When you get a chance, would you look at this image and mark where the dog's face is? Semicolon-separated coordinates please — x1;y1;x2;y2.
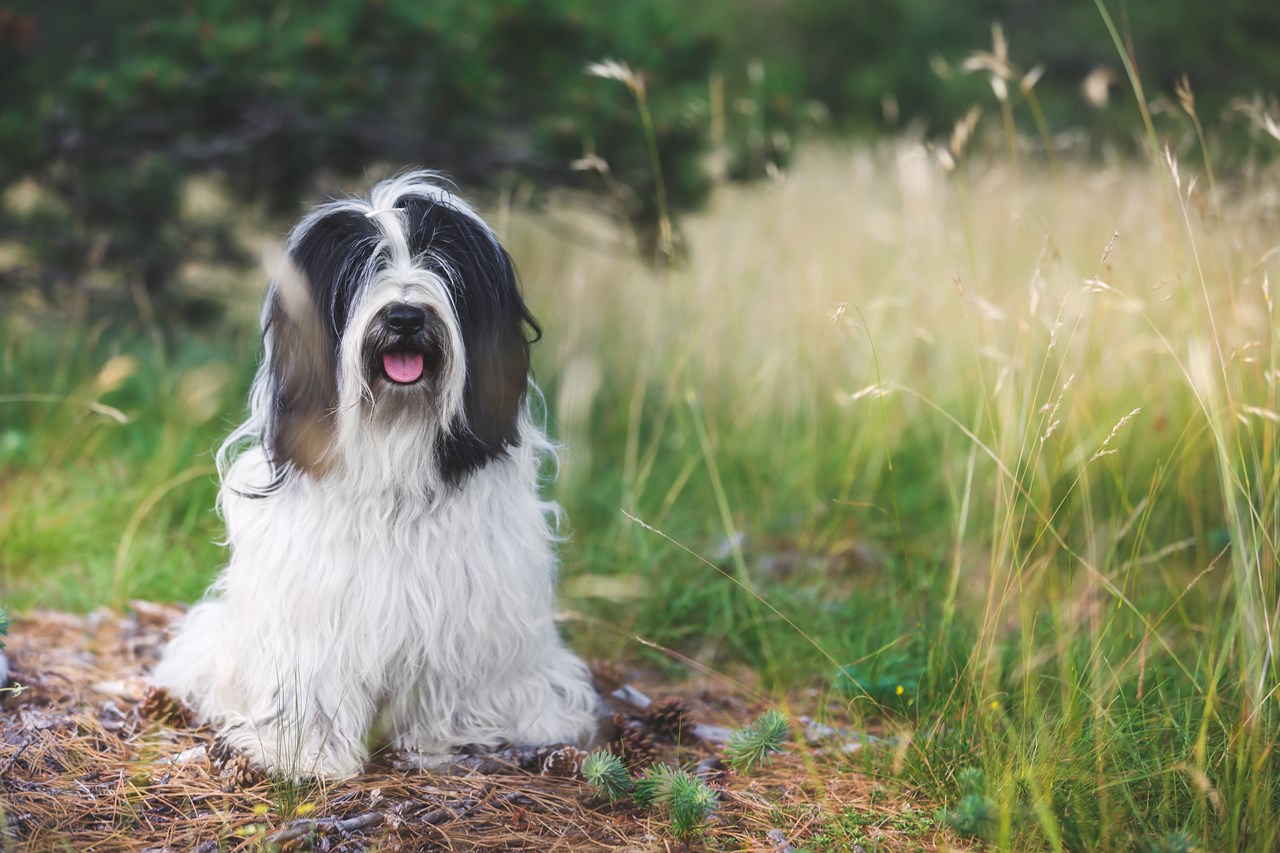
257;174;539;491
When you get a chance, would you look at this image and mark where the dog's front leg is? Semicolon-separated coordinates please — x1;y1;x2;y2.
498;644;603;748
222;660;376;781
155;599;377;780
392;642;600;756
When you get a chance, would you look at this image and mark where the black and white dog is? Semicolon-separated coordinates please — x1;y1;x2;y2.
153;173;600;779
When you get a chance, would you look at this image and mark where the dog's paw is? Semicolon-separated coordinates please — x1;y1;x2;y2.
217;722;368;781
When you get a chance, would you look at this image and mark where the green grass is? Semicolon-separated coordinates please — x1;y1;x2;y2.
1;318;256;609
2;134;1277;849
803;804;938;852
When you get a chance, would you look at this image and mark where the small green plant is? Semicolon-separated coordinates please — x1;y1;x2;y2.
588;759;719;841
1143;830;1197;853
935;766;996;839
888;805;936;836
631;762;681;808
582;751;632;803
630;763;718;840
803;803;937;852
803;807;872;851
664;770;719;840
725;709;789;772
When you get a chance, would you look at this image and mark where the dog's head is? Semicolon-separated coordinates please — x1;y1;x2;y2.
253;173;539;491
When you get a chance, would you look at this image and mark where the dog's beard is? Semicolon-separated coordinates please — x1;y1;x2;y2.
330;285;468;498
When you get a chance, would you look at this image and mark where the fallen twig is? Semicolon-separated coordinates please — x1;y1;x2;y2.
267;810;386;844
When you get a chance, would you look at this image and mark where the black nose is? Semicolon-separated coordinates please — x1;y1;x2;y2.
386;304;426;336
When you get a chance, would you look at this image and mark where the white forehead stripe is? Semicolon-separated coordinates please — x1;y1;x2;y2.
353;172;497;275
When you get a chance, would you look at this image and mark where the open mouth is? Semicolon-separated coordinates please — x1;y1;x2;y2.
382;350;425;384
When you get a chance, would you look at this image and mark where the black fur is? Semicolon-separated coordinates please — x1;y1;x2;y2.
397;194;541;484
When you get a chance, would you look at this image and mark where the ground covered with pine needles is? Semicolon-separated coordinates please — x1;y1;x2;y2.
1;607;955;851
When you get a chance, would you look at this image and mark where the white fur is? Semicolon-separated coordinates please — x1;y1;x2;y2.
152;174;599;779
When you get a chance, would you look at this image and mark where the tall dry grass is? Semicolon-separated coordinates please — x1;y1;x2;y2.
499;137;1278;848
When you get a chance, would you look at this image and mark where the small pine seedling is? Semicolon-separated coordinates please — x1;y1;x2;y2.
666;770;718;839
1143;830;1196;853
632;762;680;808
936;766;996;838
725;709;788;772
956;766;985;795
582;751;632;803
630;763;718;839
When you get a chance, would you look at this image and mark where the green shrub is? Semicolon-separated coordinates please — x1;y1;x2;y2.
0;0;717;304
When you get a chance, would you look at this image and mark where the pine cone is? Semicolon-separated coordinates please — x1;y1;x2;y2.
139;685;192;727
645;697;692;740
220;752;263;792
614;727;658;770
589;660;628;693
540;745;586;778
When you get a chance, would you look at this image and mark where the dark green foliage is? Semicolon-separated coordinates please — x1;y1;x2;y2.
935;767;996;839
0;607;8;650
1143;830;1197;853
835;654;923;709
724;709;788;773
700;0;1280;139
4;0;1275;312
0;0;718;304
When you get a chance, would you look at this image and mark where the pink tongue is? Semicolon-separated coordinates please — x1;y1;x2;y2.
383;351;424;383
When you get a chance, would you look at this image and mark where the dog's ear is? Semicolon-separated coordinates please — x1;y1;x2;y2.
454;238;538;449
399;197;539;482
264;208;379;477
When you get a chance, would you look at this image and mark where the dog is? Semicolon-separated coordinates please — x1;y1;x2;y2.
152;173;601;779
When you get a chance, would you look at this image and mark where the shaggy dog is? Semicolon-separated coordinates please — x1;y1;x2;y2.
152;173;600;779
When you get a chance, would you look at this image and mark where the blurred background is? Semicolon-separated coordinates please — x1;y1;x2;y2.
1;2;1279;847
1;0;1277;309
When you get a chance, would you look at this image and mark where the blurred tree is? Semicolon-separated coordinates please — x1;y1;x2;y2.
0;0;717;309
1;0;1275;316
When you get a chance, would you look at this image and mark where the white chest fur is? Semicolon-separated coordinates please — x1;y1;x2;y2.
153;441;598;779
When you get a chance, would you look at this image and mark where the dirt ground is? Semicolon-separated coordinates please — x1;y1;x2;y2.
0;606;954;851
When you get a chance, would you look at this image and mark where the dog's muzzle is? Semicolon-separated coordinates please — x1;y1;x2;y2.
371;302;443;386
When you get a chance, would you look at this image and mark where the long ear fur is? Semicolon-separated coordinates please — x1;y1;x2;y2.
264;207;381;477
398;195;541;483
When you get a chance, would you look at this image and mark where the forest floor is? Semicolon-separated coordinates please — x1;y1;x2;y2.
0;606;954;851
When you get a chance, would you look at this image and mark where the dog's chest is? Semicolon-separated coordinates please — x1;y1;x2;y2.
231;467;548;593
